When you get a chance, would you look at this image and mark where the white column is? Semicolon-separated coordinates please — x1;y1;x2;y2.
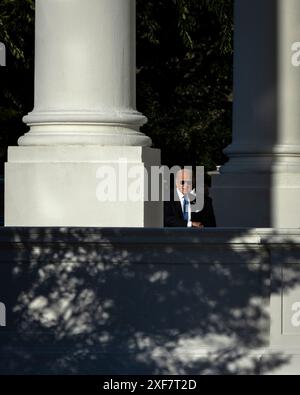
19;0;151;147
5;0;161;227
211;0;300;228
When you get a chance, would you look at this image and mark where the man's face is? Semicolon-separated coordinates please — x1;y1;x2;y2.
176;170;192;195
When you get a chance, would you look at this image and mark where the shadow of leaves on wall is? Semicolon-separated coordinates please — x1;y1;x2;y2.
0;228;298;374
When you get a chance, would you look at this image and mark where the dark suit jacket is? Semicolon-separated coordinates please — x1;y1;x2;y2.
164;191;216;228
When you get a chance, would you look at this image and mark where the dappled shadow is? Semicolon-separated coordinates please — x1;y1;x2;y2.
0;228;299;374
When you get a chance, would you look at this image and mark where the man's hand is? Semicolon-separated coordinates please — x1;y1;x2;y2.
192;221;204;228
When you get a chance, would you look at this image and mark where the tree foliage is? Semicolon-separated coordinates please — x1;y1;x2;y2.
0;0;233;174
0;0;35;172
136;0;233;170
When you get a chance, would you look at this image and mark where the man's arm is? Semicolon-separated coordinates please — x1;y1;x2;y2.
192;196;216;227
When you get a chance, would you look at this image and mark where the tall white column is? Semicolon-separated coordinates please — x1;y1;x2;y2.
20;0;151;147
211;0;300;228
5;0;162;227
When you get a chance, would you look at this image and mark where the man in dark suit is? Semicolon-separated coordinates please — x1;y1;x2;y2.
164;169;216;228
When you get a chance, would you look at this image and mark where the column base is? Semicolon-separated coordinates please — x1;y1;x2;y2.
211;171;300;228
5;146;162;227
20;111;151;147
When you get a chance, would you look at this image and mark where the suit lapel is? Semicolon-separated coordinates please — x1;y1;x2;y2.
174;200;184;220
